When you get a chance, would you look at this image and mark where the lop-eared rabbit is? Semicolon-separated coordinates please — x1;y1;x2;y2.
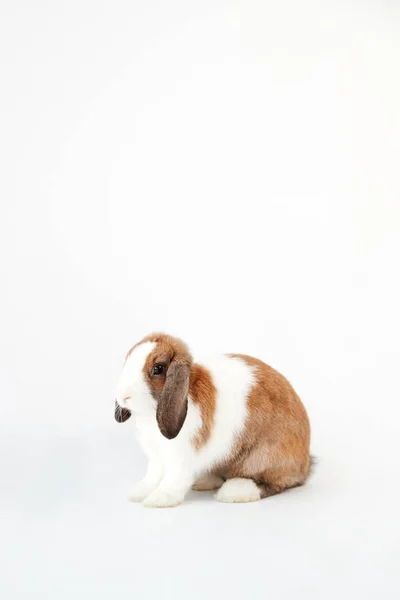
115;333;311;508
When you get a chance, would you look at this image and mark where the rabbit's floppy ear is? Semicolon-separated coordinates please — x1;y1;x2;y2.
156;359;190;439
115;400;131;423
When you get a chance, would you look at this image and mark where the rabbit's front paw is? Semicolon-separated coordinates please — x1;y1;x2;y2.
143;488;184;508
128;481;158;503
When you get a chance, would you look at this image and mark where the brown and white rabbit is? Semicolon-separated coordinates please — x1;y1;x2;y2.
115;333;311;508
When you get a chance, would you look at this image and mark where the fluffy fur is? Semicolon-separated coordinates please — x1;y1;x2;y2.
115;333;311;508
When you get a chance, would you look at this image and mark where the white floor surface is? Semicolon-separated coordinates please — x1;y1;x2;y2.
1;413;399;600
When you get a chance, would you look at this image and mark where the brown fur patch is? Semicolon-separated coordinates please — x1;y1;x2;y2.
127;332;191;365
189;365;216;450
192;474;224;491
215;354;311;494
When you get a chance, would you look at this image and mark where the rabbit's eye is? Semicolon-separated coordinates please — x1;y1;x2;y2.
153;364;165;376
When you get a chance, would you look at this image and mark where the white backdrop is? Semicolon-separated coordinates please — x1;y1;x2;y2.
1;1;400;599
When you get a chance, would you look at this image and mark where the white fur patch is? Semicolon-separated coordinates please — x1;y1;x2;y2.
115;341;156;416
191;354;255;473
216;478;261;503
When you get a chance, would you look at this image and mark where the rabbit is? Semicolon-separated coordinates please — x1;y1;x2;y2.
115;333;311;508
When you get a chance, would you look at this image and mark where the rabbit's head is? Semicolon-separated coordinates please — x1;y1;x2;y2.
115;333;192;439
